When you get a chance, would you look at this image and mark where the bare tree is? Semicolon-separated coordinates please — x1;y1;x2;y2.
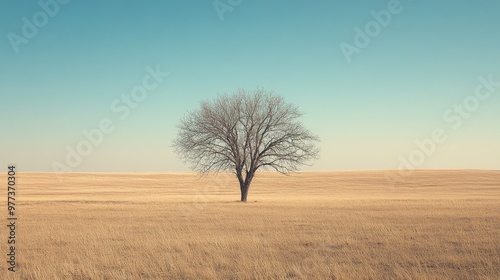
173;88;320;202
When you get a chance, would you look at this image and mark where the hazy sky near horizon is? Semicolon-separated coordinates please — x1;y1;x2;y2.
1;0;499;172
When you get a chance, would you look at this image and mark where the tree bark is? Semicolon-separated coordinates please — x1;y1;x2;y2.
237;169;254;202
240;183;249;202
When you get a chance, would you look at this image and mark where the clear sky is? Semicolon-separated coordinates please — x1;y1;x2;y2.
1;0;499;172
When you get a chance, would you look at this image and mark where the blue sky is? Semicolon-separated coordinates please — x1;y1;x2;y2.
1;0;499;172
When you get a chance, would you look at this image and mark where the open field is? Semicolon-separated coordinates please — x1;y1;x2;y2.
1;170;500;279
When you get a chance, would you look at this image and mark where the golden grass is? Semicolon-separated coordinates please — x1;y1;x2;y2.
1;170;499;279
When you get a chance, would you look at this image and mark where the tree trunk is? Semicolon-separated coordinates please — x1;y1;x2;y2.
240;183;249;202
236;169;253;202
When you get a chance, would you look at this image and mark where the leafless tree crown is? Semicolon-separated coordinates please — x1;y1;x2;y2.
173;89;320;177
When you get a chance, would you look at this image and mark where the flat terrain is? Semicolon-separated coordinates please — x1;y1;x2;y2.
1;170;499;279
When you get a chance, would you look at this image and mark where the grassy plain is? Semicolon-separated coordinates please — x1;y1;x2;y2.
1;170;499;279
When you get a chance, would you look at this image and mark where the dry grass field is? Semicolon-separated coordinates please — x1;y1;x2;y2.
1;170;499;279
